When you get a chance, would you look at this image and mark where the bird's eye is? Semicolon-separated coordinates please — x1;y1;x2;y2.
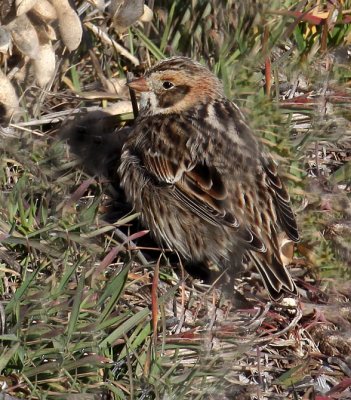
162;81;174;89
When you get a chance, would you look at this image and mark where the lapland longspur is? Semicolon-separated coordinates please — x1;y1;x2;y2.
119;57;299;300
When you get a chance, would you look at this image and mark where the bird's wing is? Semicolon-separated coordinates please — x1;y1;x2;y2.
139;122;267;254
262;156;300;242
143;150;239;228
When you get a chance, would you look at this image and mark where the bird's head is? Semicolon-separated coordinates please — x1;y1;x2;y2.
127;57;224;115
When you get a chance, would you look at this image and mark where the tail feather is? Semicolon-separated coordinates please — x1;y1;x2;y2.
249;251;297;301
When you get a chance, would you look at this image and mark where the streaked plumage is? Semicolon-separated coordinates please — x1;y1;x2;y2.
118;57;299;300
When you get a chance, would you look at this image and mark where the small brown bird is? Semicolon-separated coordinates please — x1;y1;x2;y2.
119;57;299;300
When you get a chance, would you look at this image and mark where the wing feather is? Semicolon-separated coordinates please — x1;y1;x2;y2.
263;157;300;242
142;148;239;228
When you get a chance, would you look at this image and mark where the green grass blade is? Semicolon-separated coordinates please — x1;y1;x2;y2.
96;263;131;325
99;308;149;347
65;270;85;345
0;343;20;373
133;28;166;60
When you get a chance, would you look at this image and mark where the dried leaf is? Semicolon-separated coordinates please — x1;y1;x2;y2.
139;4;153;23
105;101;133;115
15;0;37;16
50;0;82;51
0;26;11;53
30;0;57;22
34;21;57;42
9;14;40;59
33;41;55;87
111;0;144;32
0;69;19;120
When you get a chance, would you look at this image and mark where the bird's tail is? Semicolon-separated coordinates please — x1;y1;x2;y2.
248;251;297;301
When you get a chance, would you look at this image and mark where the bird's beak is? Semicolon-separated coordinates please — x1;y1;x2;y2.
127;77;149;92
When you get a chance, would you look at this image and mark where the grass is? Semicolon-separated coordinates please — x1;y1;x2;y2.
1;0;351;399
